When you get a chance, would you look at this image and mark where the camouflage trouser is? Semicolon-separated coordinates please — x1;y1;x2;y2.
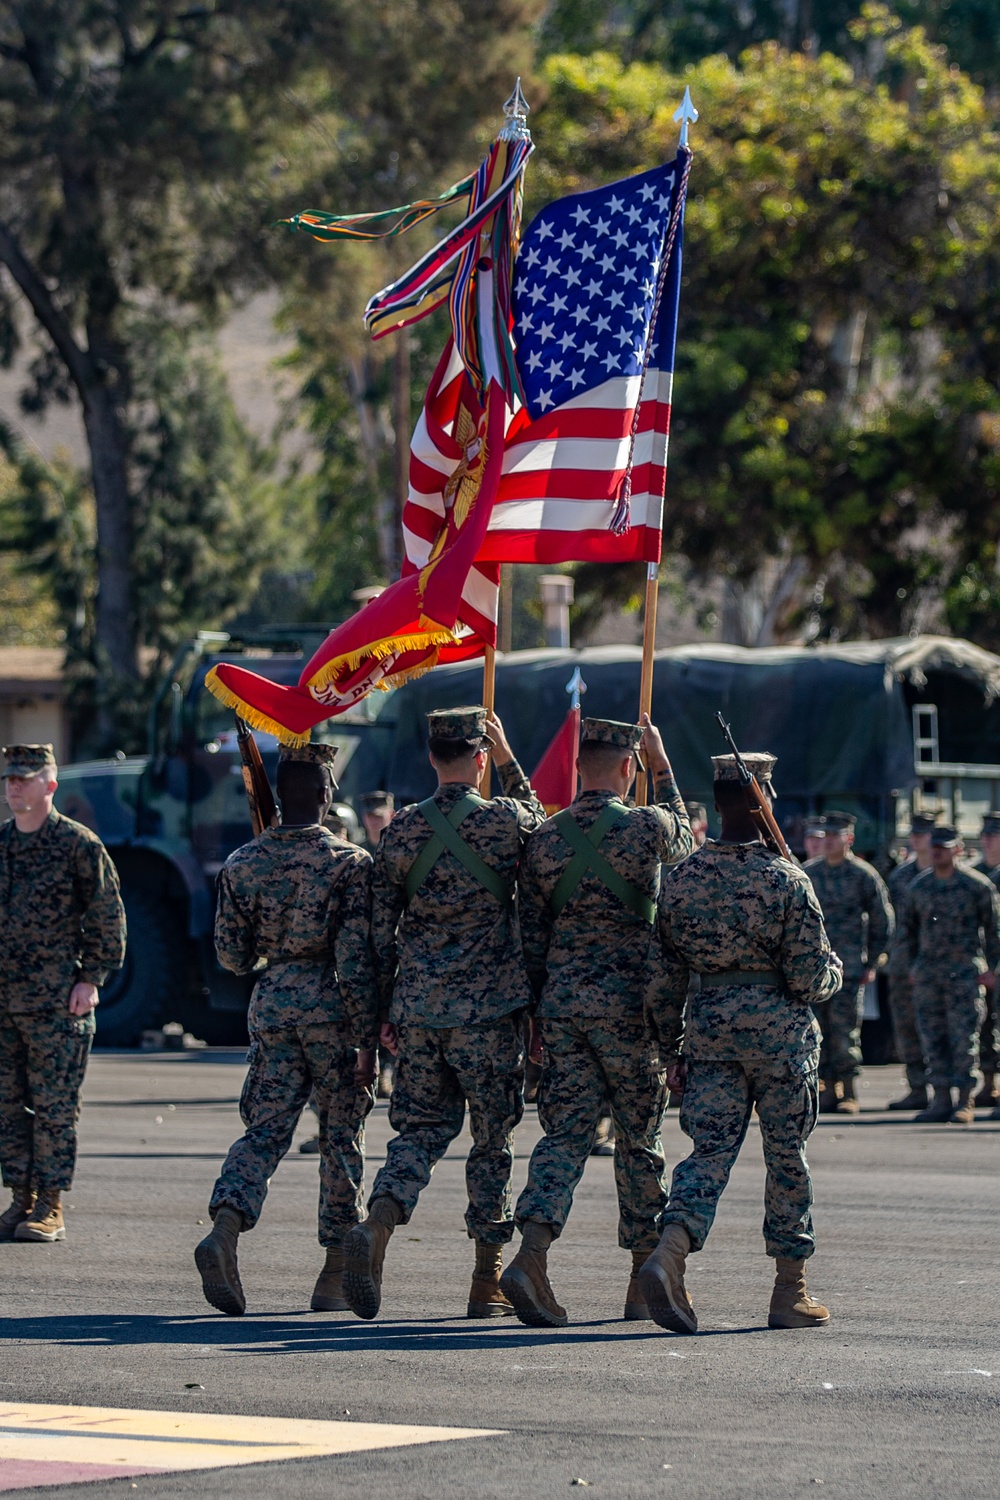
515;1014;668;1253
815;973;864;1081
371;1013;524;1244
210;1020;374;1246
0;1009;94;1194
912;972;984;1091
887;973;927;1089
662;1056;819;1261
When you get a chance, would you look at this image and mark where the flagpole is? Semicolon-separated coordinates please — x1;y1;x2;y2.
635;87;697;808
481;643;496;794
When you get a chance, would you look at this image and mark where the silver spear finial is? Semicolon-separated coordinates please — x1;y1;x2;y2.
498;78;531;142
673;86;699;148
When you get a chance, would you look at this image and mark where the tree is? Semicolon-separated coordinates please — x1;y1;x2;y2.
528;8;1000;645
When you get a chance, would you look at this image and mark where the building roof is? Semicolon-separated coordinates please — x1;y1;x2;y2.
0;647;65;695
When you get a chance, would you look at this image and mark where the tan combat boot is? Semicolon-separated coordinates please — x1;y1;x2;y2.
343;1196;402;1320
500;1221;568;1327
818;1079;839;1114
637;1224;697;1335
838;1077;861;1116
14;1192;64;1243
467;1242;514;1318
624;1250;651;1321
916;1087;954;1123
973;1071;998;1108
194;1206;246;1315
950;1088;976;1125
768;1257;830;1329
0;1186;35;1242
311;1238;348;1312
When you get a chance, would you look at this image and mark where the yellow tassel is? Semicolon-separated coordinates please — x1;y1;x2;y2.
304;629;458;694
204;667;312;747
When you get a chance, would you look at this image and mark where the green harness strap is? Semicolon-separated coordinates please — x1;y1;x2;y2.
550;802;657;925
403;792;513;911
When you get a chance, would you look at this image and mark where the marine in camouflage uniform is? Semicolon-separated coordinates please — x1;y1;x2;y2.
969;809;1000;1110
0;744;126;1245
195;743;377;1317
803;812;893;1113
638;752;842;1336
501;715;692;1328
885;813;936;1111
902;824;1000;1124
343;707;544;1322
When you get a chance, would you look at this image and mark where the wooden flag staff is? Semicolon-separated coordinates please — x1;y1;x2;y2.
635;86;697;806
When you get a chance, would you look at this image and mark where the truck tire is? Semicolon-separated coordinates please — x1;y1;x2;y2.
96;886;186;1048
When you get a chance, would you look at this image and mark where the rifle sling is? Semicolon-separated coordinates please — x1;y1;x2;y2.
550;803;656;925
404;793;513;911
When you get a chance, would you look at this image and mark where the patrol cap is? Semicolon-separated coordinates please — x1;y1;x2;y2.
909;812;937;833
930;824;959;848
803;816;827;837
823;811;856;833
981;810;1000;835
580;718;643;752
279;742;338;788
426;706;493;748
711;752;776;784
359;790;394;812
685;801;708;823
2;744;57;779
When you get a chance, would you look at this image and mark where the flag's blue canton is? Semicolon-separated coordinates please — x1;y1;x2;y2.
512;163;678;423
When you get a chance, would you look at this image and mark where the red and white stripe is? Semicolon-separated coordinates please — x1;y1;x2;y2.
406;349;671;645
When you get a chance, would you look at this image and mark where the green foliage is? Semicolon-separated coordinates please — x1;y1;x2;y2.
525;11;1000;645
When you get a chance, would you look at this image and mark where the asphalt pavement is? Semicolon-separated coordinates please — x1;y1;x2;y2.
1;1051;998;1499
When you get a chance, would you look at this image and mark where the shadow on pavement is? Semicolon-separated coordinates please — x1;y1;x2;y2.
0;1312;768;1355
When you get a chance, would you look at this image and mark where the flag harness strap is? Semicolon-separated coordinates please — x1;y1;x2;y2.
405;793;513;910
550;803;656;924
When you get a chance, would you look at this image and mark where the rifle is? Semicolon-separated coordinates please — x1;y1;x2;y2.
715;712;793;861
235;716;279;836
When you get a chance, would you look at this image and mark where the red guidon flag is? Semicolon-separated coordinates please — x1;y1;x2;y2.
530;703;581;814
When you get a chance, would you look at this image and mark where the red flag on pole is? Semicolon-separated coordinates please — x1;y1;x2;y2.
531;668;585;813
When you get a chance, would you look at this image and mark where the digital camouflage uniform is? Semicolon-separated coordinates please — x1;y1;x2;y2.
970;852;1000;1080
656;802;842;1260
210;806;377;1247
514;727;692;1254
370;717;544;1244
803;848;893;1082
0;807;126;1195
903;863;1000;1091
886;857;931;1090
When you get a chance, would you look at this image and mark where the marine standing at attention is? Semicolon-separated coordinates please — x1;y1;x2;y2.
804;812;893;1114
0;744;126;1245
639;752;842;1335
970;810;1000;1112
345;707;544;1321
885;812;936;1111
195;743;378;1316
902;824;1000;1124
501;715;692;1328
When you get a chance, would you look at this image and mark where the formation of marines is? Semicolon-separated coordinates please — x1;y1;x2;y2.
3;719;999;1339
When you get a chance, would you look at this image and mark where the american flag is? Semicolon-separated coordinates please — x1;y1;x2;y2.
405;151;688;645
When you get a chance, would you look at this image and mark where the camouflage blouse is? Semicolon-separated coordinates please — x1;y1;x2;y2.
215;824;377;1043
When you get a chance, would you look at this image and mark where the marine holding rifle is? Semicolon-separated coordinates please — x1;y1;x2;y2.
638;750;842;1336
500;715;692;1328
344;707;545;1322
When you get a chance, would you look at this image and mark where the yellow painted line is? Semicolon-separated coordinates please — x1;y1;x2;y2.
0;1403;503;1476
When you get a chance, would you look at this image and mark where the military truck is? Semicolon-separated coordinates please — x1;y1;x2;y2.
54;628;395;1045
57;629;1000;1047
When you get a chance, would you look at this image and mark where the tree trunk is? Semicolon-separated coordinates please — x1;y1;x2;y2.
80;379;137;683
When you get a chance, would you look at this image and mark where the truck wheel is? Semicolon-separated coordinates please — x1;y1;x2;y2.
96;886;186;1047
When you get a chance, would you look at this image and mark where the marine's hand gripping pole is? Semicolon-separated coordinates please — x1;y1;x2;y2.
715;711;793;861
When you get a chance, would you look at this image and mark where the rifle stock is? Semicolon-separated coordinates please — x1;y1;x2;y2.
236;716;278;836
715;712;793;861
